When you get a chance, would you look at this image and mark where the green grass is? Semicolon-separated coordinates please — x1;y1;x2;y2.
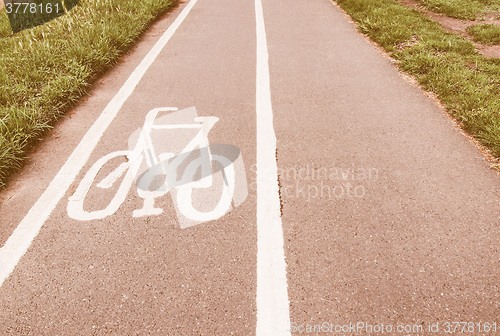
467;23;500;44
414;0;500;19
0;7;11;37
0;0;177;188
413;0;500;20
334;0;500;162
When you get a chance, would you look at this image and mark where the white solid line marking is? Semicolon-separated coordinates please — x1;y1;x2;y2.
255;0;291;334
0;0;199;287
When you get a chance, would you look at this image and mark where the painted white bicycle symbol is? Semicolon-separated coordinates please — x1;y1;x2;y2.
67;107;247;227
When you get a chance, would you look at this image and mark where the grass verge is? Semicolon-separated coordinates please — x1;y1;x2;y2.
0;0;177;188
414;0;500;20
334;0;500;164
467;23;500;45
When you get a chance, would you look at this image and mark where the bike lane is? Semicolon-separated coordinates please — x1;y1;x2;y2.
1;0;499;334
0;0;259;334
263;0;500;331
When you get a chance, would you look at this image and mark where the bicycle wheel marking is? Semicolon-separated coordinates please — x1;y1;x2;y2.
67;107;248;229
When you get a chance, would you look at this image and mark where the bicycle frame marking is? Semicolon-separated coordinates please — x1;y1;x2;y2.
133;109;219;217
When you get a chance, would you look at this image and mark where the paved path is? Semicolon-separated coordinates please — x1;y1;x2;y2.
0;0;498;334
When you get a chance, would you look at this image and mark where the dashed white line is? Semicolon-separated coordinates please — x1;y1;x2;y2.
0;0;199;287
255;0;291;334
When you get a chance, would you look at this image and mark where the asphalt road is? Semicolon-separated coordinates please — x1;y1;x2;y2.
0;0;499;335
